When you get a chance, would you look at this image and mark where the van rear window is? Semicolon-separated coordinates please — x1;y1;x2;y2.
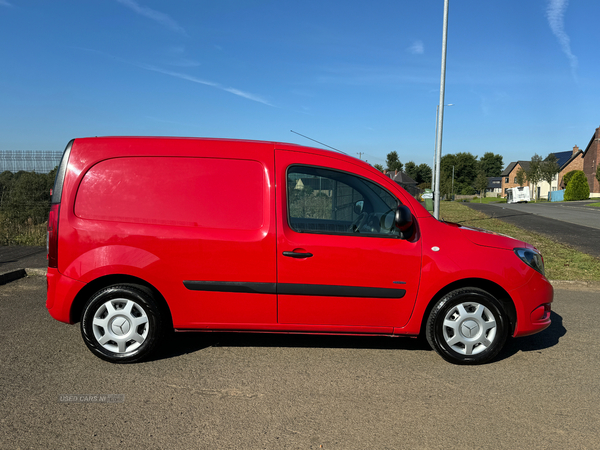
75;157;264;230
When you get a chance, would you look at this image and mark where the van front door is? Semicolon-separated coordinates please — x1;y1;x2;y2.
275;150;422;331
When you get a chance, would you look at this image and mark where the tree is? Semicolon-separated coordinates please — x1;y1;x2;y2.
596;165;600;185
540;154;560;187
404;161;432;186
404;161;417;179
440;152;478;195
373;163;384;172
385;151;403;172
416;163;432;185
564;171;590;201
3;171;51;225
525;154;543;201
478;152;504;177
474;172;489;202
516;168;526;187
562;170;577;189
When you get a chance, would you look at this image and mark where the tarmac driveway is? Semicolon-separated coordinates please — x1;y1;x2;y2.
466;200;600;259
493;200;600;230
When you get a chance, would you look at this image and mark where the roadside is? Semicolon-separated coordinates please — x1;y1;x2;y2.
0;246;46;285
465;202;600;259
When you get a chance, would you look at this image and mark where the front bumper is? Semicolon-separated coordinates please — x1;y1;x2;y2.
509;272;554;337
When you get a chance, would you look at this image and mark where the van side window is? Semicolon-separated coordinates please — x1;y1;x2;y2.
287;166;400;237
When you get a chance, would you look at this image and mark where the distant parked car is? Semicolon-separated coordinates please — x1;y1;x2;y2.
47;137;553;365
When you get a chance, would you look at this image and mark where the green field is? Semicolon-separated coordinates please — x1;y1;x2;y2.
440;201;600;281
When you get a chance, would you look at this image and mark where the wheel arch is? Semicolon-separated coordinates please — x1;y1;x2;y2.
419;278;517;337
70;274;173;330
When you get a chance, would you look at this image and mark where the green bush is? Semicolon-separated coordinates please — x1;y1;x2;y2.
562;170;577;188
0;169;55;245
564;170;590;201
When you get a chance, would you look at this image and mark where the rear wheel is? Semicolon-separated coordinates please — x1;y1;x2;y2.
81;285;164;363
426;288;509;365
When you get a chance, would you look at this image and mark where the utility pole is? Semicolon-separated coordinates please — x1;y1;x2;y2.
356;152;363;160
433;0;450;220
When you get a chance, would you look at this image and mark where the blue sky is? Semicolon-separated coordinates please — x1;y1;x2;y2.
1;0;599;169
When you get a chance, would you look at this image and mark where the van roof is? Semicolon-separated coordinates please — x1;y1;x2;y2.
72;135;372;168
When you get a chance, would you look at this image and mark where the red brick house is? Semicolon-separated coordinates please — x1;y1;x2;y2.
558;145;584;189
557;126;600;195
581;125;600;195
500;161;530;197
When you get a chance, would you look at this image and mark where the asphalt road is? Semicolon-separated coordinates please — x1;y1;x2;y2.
2;275;599;449
466;201;600;259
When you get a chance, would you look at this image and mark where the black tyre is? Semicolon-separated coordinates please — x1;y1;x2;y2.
81;285;164;363
426;288;509;365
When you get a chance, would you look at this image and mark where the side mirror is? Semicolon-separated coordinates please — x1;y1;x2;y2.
353;200;364;215
394;205;413;232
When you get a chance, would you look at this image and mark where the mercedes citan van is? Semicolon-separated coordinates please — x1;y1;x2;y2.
47;137;553;364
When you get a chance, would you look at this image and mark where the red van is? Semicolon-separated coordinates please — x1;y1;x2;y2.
47;137;553;365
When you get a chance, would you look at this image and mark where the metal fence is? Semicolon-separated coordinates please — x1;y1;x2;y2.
0;152;57;245
0;150;62;173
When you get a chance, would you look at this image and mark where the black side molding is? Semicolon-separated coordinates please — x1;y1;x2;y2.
183;281;276;294
183;281;405;299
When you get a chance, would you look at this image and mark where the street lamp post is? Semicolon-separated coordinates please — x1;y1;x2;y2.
432;103;453;195
433;0;450;220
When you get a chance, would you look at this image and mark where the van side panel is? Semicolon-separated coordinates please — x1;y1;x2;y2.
57;139;277;327
74;157;264;229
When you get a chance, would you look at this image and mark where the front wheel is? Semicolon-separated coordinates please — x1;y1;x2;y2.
81;285;165;363
426;288;509;365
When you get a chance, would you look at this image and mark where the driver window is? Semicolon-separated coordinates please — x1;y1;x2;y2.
287;166;400;237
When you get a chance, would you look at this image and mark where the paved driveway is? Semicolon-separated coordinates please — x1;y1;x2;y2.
466;201;600;259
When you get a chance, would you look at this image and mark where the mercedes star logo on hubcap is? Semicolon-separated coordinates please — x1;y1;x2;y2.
111;317;131;336
461;320;480;338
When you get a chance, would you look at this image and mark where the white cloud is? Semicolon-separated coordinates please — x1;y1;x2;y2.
115;0;186;34
140;65;274;106
546;0;578;77
407;40;424;55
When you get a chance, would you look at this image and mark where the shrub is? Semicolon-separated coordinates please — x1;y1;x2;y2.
564;171;590;201
562;170;577;188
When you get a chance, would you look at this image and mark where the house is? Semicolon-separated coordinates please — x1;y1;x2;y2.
581;125;600;196
500;161;530;197
382;169;420;198
500;124;600;200
557;146;584;189
501;145;588;199
533;149;576;199
556;125;599;196
485;177;502;197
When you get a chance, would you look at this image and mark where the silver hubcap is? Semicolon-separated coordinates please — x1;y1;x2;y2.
442;302;497;355
92;298;149;354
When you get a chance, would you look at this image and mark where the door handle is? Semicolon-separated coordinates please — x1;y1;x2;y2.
282;251;313;258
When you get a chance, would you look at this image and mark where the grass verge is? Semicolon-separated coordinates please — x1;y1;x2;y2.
440;201;600;282
466;197;507;204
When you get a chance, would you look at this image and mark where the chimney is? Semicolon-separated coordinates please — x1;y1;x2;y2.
395;169;398;176
573;145;579;155
383;169;387;175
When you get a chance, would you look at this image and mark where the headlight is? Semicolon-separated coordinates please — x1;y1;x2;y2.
514;248;545;276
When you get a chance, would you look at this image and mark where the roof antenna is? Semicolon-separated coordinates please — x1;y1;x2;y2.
290;130;346;155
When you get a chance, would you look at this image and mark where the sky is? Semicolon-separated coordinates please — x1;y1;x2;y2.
1;0;599;170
